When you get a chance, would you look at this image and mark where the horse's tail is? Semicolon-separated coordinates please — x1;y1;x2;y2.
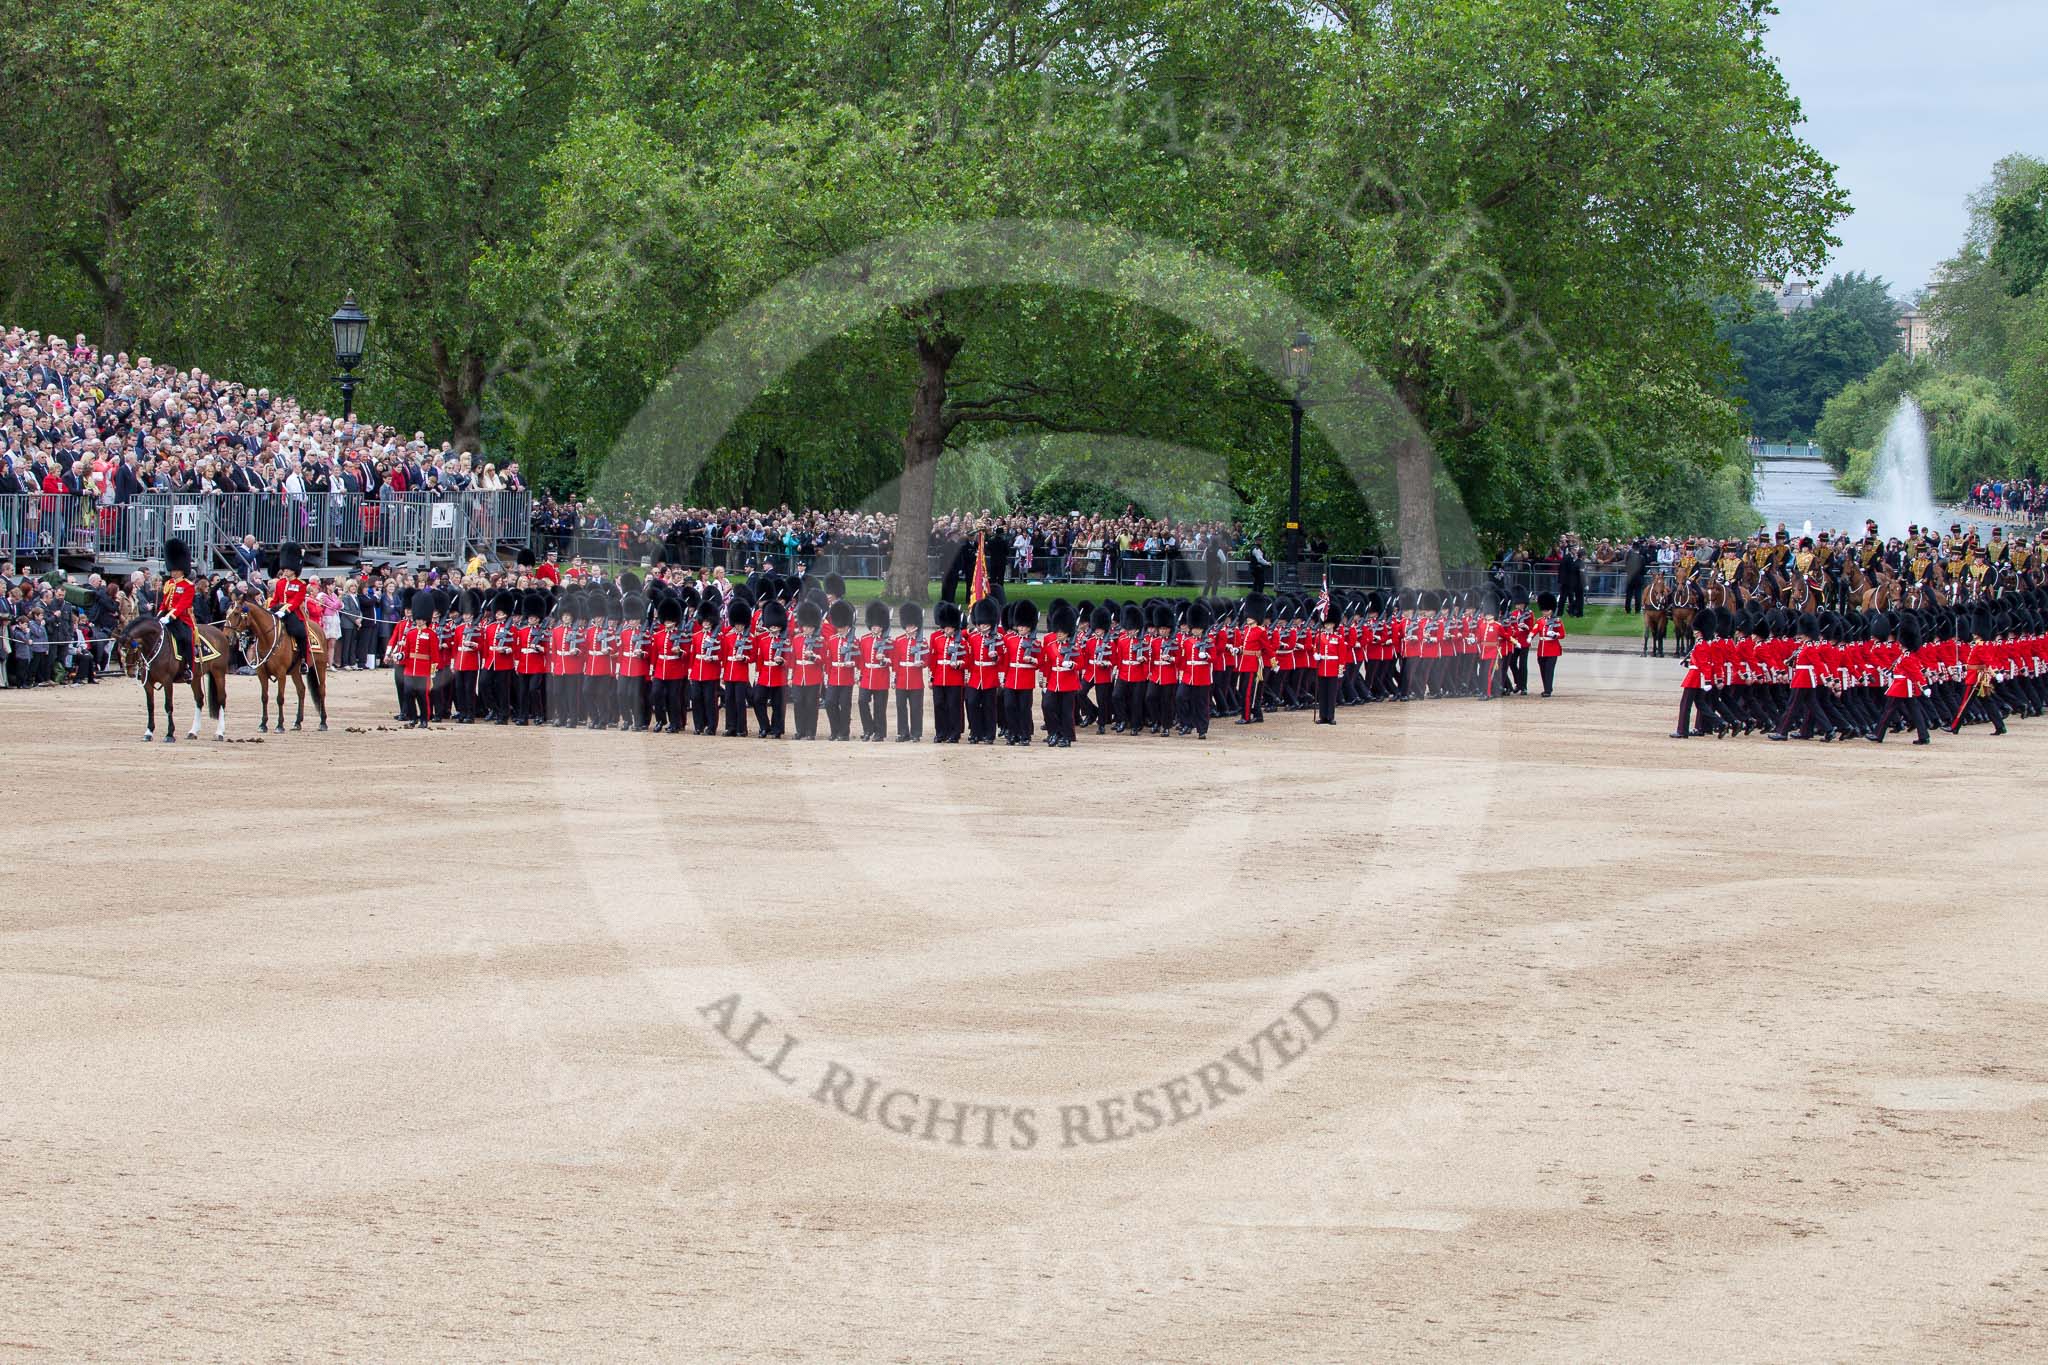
305;647;325;707
207;670;222;715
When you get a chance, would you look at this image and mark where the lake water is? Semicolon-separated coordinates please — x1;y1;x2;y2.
1748;457;2009;540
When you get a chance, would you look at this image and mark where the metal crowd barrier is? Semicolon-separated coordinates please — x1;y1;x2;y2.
0;489;533;571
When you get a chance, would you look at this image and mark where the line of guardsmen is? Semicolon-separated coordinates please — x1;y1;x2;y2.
374;573;1568;740
1670;595;2048;745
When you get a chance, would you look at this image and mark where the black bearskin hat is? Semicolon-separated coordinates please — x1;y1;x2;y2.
1147;602;1174;630
797;601;824;630
823;573;846;599
517;548;537;568
1243;595;1270;623
1119;603;1144;632
696;596;722;625
279;541;303;573
726;595;752;628
1090;606;1113;632
1048;603;1077;635
163;537;192;574
1537;591;1559;611
1014;599;1039;630
410;589;435;621
1188;601;1213;630
864;600;890;630
829;600;855;630
657;596;682;625
458;588;481;617
935;601;961;630
898;601;924;629
522;591;549;618
759;600;788;631
970;596;999;628
618;571;641;594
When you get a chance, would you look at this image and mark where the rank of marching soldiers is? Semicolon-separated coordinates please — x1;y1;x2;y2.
698;989;1339;1152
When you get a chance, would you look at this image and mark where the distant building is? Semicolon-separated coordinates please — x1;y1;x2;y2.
1756;276;1818;315
1896;306;1936;359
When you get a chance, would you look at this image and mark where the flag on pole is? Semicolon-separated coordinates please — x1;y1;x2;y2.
1314;569;1331;622
969;532;992;609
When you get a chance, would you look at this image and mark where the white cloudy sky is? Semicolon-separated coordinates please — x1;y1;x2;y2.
1762;0;2048;295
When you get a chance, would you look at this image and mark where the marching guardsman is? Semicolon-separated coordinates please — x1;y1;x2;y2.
1039;603;1082;746
652;595;689;732
1143;603;1178;734
1000;600;1040;745
823;599;859;741
583;596;617;730
788;601;826;740
1178;602;1214;738
890;601;926;742
1081;606;1115;734
478;590;508;722
719;594;753;737
688;595;723;735
617;593;651;731
516;591;549;724
1235;596;1269;723
1950;607;2008;736
751;598;789;738
1311;600;1345;722
1533;591;1566;697
1869;615;1932;744
267;541;314;675
856;600;892;741
1112;603;1147;734
449;590;482;722
399;588;441;728
927;602;967;743
547;596;583;727
159;537;199;681
963;597;1002;744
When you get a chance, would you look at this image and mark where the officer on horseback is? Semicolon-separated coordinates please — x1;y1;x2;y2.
267;540;313;671
160;537;198;682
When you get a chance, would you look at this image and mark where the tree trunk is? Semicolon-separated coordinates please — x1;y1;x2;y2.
1392;427;1443;589
885;330;962;602
434;341;487;454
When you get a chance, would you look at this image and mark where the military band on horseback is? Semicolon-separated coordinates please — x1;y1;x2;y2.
1640;521;2045;659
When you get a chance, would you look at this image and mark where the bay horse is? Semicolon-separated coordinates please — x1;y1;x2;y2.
1642;575;1672;656
1671;572;1701;657
226;591;329;732
116;615;232;742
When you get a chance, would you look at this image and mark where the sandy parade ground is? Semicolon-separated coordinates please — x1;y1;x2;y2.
5;649;2047;1361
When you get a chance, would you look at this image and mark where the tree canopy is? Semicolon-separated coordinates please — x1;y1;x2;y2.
0;0;1844;586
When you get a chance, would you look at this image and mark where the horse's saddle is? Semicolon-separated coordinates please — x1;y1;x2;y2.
194;634;221;665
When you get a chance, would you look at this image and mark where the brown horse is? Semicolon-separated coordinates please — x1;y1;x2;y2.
1671;572;1701;656
1642;575;1673;656
226;592;329;732
116;615;233;742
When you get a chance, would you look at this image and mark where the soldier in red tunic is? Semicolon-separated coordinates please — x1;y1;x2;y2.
1039;603;1082;746
750;598;789;738
856;600;892;742
158;537;199;682
823;599;859;741
719;594;753;737
788;600;826;740
399;588;441;728
962;597;1002;744
927;601;967;743
266;541;314;675
890;601;927;742
999;600;1040;745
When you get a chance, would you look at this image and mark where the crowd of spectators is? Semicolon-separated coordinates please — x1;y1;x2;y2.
527;496;1249;588
1966;478;2046;519
0;326;526;560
